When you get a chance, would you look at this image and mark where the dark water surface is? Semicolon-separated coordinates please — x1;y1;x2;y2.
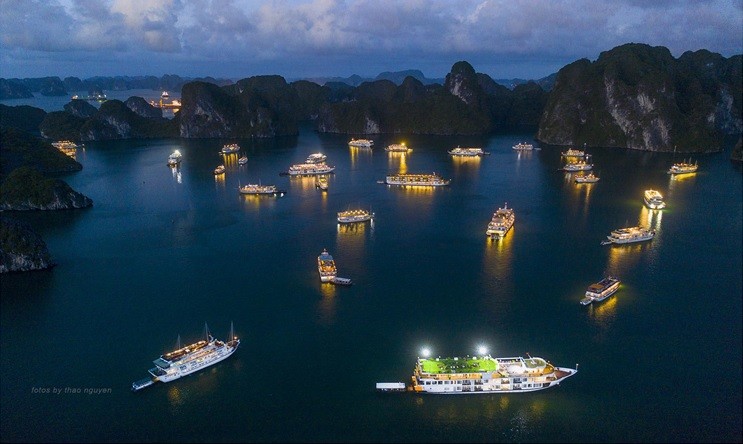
2;127;741;442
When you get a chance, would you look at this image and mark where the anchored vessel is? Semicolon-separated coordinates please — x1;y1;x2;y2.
132;323;239;391
449;146;488;156
214;165;225;175
561;148;586;158
238;155;248;165
668;159;698;175
52;140;79;157
580;276;621;305
317;249;337;282
385;143;411;152
406;354;577;394
239;183;285;196
601;226;655;245
306;153;327;164
167;150;182;166
575;172;599;183
512;142;534;151
337;209;374;223
486;204;515;239
316;175;329;191
563;161;593;172
283;163;335;176
643;189;666;209
385;173;450;187
221;143;240;154
348;139;374;148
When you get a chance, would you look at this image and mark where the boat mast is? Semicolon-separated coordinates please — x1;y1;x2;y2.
230;321;235;341
204;322;210;341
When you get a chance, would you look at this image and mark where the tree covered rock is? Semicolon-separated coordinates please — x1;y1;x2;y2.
0;166;92;211
0;215;53;273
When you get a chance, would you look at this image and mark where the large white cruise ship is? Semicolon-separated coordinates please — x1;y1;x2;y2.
385;173;450;187
132;324;239;391
317;249;338;282
385;143;411;152
337;209;374;223
448;146;488;156
486;204;515;239
402;353;577;394
601;226;655;245
283;163;335;176
348;139;374;148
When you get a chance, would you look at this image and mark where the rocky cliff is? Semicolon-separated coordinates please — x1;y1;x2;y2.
0;127;82;180
0;167;93;211
537;43;742;152
0;216;53;273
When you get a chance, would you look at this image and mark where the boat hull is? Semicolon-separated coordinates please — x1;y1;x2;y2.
150;341;239;383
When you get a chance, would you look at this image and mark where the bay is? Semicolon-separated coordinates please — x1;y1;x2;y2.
1;126;741;442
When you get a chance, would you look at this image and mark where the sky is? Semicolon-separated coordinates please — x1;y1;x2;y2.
0;0;741;82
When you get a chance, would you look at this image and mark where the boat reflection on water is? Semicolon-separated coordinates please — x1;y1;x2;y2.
214;172;225;188
585;291;619;334
348;146;372;168
317;283;337;326
482;226;515;316
170;165;182;184
451;155;481;182
387;151;408;174
221;152;239;168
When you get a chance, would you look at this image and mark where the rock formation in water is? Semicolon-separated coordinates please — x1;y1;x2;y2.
0;127;82;178
0;216;54;273
63;99;98;119
537;43;742;152
0;166;92;211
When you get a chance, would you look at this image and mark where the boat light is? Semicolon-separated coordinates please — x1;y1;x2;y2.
421;347;431;358
477;345;488;356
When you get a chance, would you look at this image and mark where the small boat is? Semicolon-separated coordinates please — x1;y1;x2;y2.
238;183;284;196
221;143;240;154
512;142;534;151
601;226;655;245
563;161;593;171
448;146;488;156
337;208;374;223
385;143;410;152
348;139;374;148
667;159;698;175
580;276;621;305
161;91;170;99
331;277;352;286
317;249;338;282
214;165;226;175
316;175;329;191
486;204;515;239
167;150;182;166
238;156;248;165
306;153;327;164
575;172;599;183
643;189;666;209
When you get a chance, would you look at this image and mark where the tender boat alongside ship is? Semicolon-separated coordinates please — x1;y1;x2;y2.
400;353;577;394
385;143;411;152
574;172;599;183
580;276;621;305
448;147;488;156
643;189;666;209
384;173;450;187
486;204;515;239
668;159;698;175
601;226;655;245
512;142;534;151
317;249;338;282
132;323;240;392
221;143;240;154
348;139;374;148
337;209;374;223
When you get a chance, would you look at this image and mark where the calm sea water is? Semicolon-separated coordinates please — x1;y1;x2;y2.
1;124;741;443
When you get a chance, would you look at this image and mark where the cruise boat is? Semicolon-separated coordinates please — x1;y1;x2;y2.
306;153;327;164
512;142;534;151
643;189;666;209
238;155;248;165
51;140;79;157
214;165;226;175
317;249;338;282
667;159;698;175
337;209;374;223
563;161;593;172
315;175;329;191
407;353;577;394
238;183;285;196
601;226;655;245
161;91;170;99
448;146;488;156
580;276;621;305
167;150;182;166
283;163;335;176
132;323;239;391
348;139;374;148
385;143;410;152
561;148;586;158
221;143;240;154
574;172;599;183
385;173;450;187
486;204;515;239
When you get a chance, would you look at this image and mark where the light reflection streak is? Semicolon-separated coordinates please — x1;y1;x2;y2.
348;146;372;168
317;283;337;325
482;225;515;316
170;165;182;184
387;151;408;173
451;155;481;181
585;291;618;335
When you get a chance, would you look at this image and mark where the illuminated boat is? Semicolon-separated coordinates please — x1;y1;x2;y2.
385;143;411;152
306;153;327;164
574;172;599;183
315;175;329;191
52;140;79;157
448;146;488;156
283;163;335;176
337;208;374;223
512;142;534;151
167;150;182;166
601;226;655;245
563;161;593;171
214;165;226;175
667;159;698;175
409;353;577;394
561;148;586;158
486;204;515;239
348;139;374;148
643;189;666;209
132;323;239;391
317;249;337;282
221;143;240;154
580;276;620;305
238;183;284;196
238;155;248;165
385;173;450;187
